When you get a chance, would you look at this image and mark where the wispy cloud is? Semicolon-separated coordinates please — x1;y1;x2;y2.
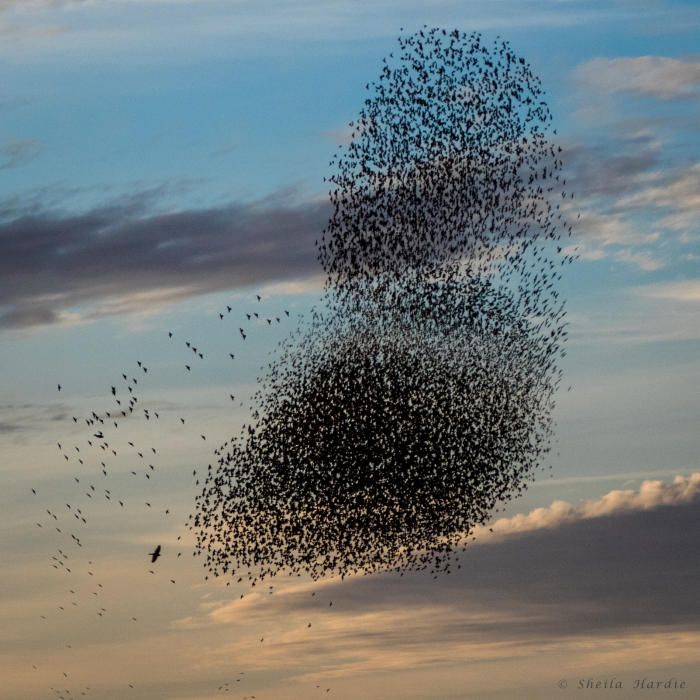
564;131;663;199
0;95;31;110
0;0;89;11
565;52;700;270
576;56;700;100
561;129;699;270
636;279;700;302
0;138;41;170
613;248;665;271
568;292;700;345
1;0;696;56
0;401;71;433
561;205;666;271
614;162;700;232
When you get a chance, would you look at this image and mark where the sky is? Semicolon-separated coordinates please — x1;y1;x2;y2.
1;1;700;698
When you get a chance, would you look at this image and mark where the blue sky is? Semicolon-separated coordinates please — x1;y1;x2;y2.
1;1;700;699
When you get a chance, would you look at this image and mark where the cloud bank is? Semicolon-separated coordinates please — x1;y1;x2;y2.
0;190;328;330
170;472;700;686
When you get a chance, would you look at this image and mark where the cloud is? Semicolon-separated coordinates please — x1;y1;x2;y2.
561;205;665;271
565;56;700;270
636;279;700;302
564;131;663;199
0;0;90;11
1;0;696;60
0;401;72;437
201;472;700;617
0;420;25;433
175;472;700;684
570;301;700;345
0;95;31;110
0;188;329;331
613;248;665;271
614;162;700;231
208;141;237;158
557;133;664;269
576;56;700;100
473;472;700;540
568;207;644;247
560;129;699;269
0;20;64;42
0;139;40;170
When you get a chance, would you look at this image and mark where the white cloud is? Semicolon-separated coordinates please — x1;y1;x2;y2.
473;472;700;541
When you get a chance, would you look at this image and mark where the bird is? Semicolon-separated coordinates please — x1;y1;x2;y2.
38;27;574;619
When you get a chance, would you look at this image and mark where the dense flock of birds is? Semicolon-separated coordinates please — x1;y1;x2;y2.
30;27;575;698
193;27;575;583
